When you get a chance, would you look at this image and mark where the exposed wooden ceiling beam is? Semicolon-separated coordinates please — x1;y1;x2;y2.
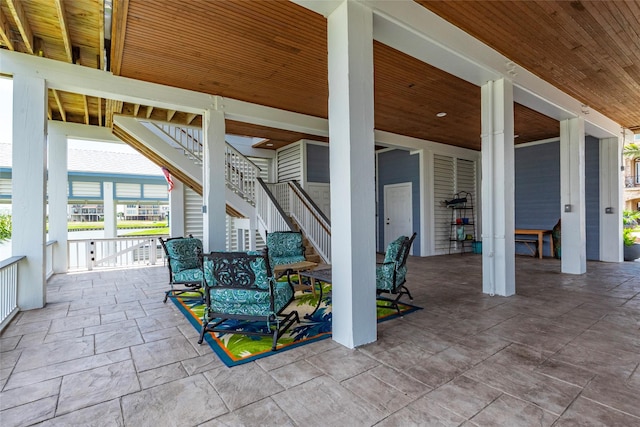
133;104;140;116
110;0;130;75
146;106;153;119
105;98;123;128
83;95;89;125
0;8;15;51
47;105;52;120
186;113;198;125
98;97;102;126
98;0;105;70
52;89;66;122
6;0;35;54
53;0;73;63
167;109;176;122
33;37;45;57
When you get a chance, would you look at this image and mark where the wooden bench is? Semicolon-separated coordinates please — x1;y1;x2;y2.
515;237;539;257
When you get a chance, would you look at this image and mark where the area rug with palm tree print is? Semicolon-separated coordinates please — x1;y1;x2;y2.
171;279;422;367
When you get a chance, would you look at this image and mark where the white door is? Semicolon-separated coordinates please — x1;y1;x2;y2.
383;183;413;249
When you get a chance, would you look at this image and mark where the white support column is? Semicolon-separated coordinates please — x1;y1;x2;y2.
12;75;47;309
481;79;515;296
328;0;377;348
48;131;68;273
169;180;185;237
419;149;434;256
599;136;623;262
560;118;587;273
202;100;227;252
103;182;116;238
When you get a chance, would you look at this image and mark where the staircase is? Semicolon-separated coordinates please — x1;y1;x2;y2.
112;115;331;262
257;178;331;263
112;116;256;218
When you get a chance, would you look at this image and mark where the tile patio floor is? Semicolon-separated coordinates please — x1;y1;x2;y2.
1;255;639;426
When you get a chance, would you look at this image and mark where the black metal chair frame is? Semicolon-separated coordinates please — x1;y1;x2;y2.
376;232;417;314
197;248;300;351
159;235;204;303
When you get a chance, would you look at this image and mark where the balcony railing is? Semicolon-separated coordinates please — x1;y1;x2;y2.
0;256;24;331
67;235;168;271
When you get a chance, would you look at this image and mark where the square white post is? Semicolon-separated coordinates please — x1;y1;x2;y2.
169;179;185;237
47;130;68;273
12;75;47;309
103;182;116;238
599;136;623;262
481;79;515;296
560;118;587;273
328;0;377;348
202;100;227;252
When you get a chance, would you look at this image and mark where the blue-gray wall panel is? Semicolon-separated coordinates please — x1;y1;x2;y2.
377;150;421;255
515;142;561;257
306;144;330;183
515;139;600;260
585;136;600;260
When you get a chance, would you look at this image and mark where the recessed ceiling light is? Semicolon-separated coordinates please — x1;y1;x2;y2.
514;134;520;138
436;112;447;118
266;143;273;147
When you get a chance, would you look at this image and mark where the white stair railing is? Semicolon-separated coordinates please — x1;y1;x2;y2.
287;182;331;263
156;124;203;163
152;123;260;205
225;144;260;206
270;182;290;213
256;178;294;241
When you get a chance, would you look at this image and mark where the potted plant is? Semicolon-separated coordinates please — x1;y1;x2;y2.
623;227;640;261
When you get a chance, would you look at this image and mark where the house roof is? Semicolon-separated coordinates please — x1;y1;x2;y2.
0;142;162;176
0;1;638;151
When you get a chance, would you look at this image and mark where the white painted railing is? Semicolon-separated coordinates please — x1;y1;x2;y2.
67;236;168;271
271;182;290;213
256;179;294;240
45;240;56;280
225;144;260;206
157;124;203;163
0;256;24;331
288;182;331;263
153;123;260;205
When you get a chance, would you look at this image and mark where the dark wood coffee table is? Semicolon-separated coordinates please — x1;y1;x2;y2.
298;268;332;318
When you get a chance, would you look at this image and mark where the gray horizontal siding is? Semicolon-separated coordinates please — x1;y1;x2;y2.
377;149;420;255
515;138;599;259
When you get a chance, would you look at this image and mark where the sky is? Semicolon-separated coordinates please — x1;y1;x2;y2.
0;77;12;144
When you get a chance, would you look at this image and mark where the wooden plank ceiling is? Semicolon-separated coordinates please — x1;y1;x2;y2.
417;0;640;133
2;1;637;151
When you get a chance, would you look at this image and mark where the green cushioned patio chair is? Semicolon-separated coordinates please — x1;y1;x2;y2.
376;232;416;314
266;230;306;281
266;231;306;268
159;236;204;303
197;248;300;351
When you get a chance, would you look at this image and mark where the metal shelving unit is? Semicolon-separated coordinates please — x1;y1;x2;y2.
447;191;475;254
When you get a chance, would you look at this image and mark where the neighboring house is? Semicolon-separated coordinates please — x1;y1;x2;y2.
123;204;168;221
624;136;640;211
0;142;170;221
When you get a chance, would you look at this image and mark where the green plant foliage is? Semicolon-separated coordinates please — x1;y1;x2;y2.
623;210;640;228
623;228;636;247
623;143;640;159
0;214;11;240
